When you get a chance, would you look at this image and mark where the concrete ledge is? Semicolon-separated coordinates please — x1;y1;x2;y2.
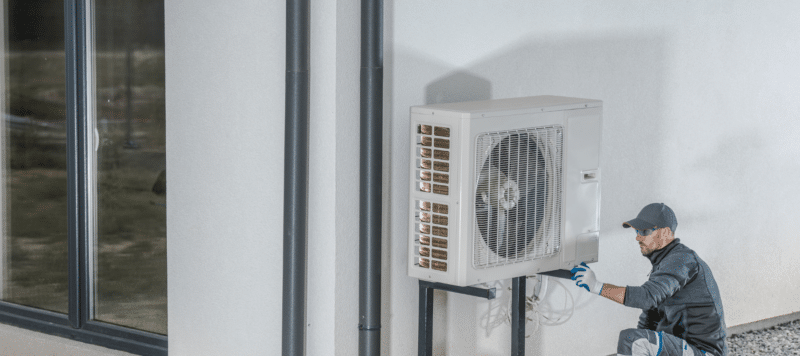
0;323;134;356
726;311;800;335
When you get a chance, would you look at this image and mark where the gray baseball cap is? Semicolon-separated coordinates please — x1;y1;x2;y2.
622;203;677;233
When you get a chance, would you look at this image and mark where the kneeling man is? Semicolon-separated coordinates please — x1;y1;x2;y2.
571;203;727;356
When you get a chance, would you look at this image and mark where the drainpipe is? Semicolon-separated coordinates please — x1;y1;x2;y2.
283;0;309;355
359;0;383;355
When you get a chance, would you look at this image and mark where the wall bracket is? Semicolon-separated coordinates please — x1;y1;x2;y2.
417;277;525;356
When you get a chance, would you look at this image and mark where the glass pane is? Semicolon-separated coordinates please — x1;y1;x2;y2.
93;0;166;334
1;0;68;313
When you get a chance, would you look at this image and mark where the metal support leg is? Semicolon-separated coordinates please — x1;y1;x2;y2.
417;280;506;355
511;276;526;355
418;281;434;356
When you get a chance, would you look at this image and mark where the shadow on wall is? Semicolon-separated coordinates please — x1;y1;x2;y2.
388;34;666;356
425;71;492;105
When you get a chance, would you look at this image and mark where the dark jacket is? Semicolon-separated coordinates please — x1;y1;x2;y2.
624;239;728;356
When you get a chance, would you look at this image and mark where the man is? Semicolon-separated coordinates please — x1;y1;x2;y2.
570;203;727;356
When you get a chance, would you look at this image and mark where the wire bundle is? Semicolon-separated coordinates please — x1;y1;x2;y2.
479;275;577;338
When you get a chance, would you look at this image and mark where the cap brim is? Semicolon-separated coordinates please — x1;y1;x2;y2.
622;218;656;230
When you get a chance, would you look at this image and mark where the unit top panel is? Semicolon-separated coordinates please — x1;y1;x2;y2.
411;95;602;119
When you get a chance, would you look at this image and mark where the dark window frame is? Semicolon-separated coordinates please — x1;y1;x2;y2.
0;1;167;354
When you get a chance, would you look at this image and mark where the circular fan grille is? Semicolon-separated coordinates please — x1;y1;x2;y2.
475;133;547;259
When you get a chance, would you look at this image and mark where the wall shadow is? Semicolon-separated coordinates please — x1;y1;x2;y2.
425;71;492;105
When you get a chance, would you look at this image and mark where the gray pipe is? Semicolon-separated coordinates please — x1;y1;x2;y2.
283;0;310;355
358;0;383;355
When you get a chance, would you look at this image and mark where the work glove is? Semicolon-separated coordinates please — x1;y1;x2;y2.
570;262;604;295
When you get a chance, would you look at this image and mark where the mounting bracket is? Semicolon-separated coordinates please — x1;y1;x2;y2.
417;269;573;356
417;277;526;356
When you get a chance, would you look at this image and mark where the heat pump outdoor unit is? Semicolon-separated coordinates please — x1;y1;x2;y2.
408;95;602;287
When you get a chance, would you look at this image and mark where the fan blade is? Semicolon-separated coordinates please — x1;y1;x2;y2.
476;131;548;260
491;133;544;194
476;165;511;211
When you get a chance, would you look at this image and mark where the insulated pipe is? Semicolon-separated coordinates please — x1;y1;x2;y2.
283;0;310;355
358;0;383;355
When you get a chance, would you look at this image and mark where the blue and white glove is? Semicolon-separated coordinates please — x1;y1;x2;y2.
570;262;604;295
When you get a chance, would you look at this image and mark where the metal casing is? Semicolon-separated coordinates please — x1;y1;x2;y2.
408;96;602;286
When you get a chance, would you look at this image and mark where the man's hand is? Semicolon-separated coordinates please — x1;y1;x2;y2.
570;262;604;295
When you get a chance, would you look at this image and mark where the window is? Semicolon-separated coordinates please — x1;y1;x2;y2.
2;0;69;315
93;0;166;335
0;0;166;354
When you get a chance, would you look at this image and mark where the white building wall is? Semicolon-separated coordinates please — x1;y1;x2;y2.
163;1;800;356
332;0;365;355
309;0;363;355
386;1;800;355
166;0;286;355
308;0;338;354
166;0;362;355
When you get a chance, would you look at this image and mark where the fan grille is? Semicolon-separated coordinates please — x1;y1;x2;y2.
472;126;563;269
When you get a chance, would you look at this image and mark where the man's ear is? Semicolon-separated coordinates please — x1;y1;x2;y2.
662;228;675;242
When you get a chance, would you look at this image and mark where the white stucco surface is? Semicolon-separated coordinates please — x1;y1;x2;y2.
308;0;363;355
166;0;286;355
166;0;362;355
160;1;800;356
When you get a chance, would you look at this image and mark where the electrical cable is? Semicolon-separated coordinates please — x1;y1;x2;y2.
536;277;575;327
478;274;577;338
522;275;575;335
478;280;511;336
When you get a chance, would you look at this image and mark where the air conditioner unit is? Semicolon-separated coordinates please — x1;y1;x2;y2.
408;95;602;287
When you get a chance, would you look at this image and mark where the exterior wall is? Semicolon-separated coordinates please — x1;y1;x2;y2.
387;1;800;355
166;1;286;354
309;0;362;355
166;0;361;355
166;1;800;355
331;1;365;355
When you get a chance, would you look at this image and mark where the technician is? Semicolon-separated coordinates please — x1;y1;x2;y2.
570;203;728;356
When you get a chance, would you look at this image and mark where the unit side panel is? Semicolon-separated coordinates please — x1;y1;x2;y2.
563;107;602;265
408;112;462;285
456;118;473;286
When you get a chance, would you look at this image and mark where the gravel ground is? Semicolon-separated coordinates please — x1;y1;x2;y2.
727;320;800;355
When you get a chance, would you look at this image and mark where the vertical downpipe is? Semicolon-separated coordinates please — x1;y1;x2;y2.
283;0;310;355
359;0;383;355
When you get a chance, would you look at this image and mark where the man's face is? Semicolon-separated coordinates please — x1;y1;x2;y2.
636;227;670;255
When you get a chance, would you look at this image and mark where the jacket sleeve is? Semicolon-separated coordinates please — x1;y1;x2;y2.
624;253;698;310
